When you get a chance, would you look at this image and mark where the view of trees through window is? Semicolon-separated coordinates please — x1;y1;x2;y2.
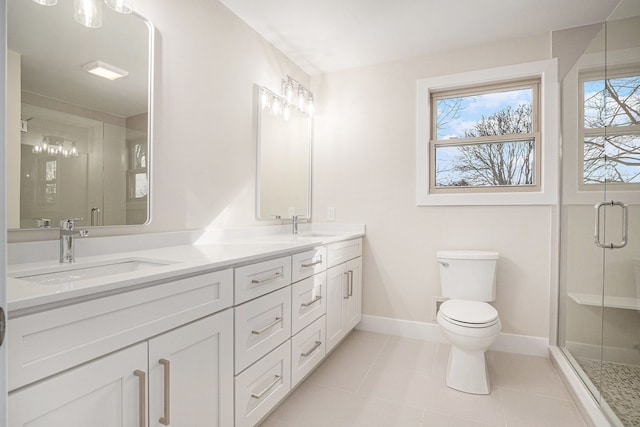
583;73;640;185
431;84;538;190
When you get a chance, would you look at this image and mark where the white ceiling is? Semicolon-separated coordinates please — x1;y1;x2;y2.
219;0;622;75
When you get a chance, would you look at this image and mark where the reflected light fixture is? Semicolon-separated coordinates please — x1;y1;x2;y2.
31;0;58;6
32;0;134;28
74;0;103;28
104;0;133;14
32;136;79;158
83;60;129;80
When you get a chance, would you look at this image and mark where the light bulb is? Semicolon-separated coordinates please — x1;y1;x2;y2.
297;87;306;112
285;81;294;104
74;0;103;28
270;98;281;116
261;89;271;110
71;144;78;156
307;94;314;116
104;0;133;14
283;104;291;121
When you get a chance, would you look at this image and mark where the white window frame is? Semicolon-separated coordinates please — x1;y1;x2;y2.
416;59;559;206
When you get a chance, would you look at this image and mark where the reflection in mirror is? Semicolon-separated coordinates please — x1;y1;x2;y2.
7;0;153;229
257;86;312;220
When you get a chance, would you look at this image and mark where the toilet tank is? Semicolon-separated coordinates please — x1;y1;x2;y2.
437;250;499;301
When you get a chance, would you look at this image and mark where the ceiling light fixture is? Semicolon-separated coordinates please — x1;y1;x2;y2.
83;60;129;80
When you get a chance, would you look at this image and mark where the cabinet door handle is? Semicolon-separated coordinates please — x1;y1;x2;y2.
343;272;350;299
301;295;322;307
159;359;171;426
133;370;146;427
251;374;281;399
301;259;322;268
251;317;282;335
348;270;354;297
301;341;322;357
251;272;284;285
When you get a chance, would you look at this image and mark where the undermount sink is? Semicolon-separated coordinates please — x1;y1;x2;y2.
10;258;175;286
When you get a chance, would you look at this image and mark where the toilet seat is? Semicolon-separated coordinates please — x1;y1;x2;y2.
439;300;499;328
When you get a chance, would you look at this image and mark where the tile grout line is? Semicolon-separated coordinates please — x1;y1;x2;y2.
353;334;390;394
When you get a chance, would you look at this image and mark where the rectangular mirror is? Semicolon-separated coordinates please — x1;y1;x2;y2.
256;86;312;220
7;0;153;229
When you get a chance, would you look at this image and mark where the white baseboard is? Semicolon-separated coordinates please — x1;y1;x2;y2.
356;314;550;357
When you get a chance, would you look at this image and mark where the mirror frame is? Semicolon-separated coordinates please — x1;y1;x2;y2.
255;85;312;221
8;5;155;231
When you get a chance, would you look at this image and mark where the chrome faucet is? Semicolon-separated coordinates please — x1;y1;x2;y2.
59;218;89;263
292;215;307;235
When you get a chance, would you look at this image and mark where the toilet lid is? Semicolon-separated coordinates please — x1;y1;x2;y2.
439;300;498;325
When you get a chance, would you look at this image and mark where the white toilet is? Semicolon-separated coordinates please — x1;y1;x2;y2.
436;250;501;395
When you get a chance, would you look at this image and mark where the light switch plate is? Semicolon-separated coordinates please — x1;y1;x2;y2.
327;207;335;221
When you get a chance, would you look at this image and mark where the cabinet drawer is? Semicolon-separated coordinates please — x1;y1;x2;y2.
291;247;327;283
291;273;327;335
235;340;291;427
291;315;326;388
8;269;233;391
327;238;362;268
235;256;292;304
234;287;292;374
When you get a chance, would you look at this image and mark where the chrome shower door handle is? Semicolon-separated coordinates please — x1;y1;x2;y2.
594;200;628;249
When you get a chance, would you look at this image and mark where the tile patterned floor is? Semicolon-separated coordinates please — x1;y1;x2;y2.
577;357;640;427
260;331;586;427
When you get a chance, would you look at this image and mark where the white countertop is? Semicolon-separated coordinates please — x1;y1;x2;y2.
7;225;365;315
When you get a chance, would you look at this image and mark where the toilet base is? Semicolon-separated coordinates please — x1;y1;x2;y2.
445;345;490;395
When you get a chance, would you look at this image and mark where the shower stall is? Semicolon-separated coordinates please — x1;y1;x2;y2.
557;1;640;426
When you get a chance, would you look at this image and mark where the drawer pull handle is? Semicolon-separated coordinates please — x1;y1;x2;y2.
301;341;322;357
301;259;322;268
133;370;146;427
251;317;282;335
159;359;171;426
301;295;322;307
251;374;281;399
251;272;284;285
343;272;350;299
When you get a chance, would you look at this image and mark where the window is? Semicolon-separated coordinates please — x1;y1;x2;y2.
416;59;559;205
127;141;148;200
431;80;540;193
579;67;640;188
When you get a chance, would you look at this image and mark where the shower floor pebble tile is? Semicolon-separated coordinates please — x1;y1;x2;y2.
261;331;586;427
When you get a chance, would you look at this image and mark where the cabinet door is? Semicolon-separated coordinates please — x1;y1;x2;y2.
326;263;347;352
9;342;147;427
345;257;362;331
148;309;234;427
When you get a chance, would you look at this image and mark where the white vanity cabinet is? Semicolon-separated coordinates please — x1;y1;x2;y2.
7;269;235;427
9;341;148;427
148;310;234;427
326;239;363;352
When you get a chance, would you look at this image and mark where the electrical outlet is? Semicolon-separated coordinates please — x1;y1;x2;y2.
327;207;335;221
432;296;447;320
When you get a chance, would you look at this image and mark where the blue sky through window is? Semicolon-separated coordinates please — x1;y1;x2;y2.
436;88;532;140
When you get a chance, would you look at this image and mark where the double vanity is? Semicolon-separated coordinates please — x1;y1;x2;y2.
5;226;364;427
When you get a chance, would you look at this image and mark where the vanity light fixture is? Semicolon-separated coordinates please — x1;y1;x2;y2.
259;77;315;120
83;60;129;80
32;0;133;28
32;136;79;158
104;0;133;14
74;0;103;28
